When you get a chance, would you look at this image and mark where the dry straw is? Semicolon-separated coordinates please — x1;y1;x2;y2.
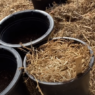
26;39;91;82
46;0;95;94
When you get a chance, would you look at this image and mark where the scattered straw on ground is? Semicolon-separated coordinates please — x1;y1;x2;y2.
0;0;33;20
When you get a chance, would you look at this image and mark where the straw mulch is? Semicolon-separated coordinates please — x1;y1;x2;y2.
26;39;91;82
0;0;33;20
0;0;95;95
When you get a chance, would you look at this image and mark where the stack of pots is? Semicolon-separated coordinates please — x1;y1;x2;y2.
0;10;54;95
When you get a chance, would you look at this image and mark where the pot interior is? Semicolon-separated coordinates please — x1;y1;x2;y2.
0;49;17;93
0;12;49;44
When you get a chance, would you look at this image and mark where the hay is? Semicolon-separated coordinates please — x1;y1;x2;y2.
0;0;33;20
46;0;95;94
26;39;91;82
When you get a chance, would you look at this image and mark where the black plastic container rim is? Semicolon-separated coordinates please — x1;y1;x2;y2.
0;10;54;48
23;37;94;85
0;45;22;95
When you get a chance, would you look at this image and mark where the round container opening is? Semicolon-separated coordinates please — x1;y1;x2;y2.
24;37;94;84
0;10;52;45
0;49;17;93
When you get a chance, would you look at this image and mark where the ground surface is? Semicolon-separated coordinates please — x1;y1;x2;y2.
0;0;33;20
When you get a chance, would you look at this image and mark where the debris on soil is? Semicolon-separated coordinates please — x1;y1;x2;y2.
0;70;14;92
26;39;91;82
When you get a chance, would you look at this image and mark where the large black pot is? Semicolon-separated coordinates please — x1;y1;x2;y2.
0;45;29;95
23;37;94;95
32;0;67;10
0;10;54;58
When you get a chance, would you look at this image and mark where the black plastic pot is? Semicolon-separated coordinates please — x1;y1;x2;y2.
23;37;94;95
32;0;66;10
0;45;29;95
0;10;54;58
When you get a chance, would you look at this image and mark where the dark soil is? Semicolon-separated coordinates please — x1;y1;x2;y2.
0;70;14;92
13;34;41;44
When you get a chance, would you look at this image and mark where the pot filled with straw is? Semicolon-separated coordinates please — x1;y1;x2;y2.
23;37;94;95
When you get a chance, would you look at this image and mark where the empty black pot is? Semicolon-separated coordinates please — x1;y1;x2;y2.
23;37;94;95
0;10;54;58
32;0;66;10
0;45;29;95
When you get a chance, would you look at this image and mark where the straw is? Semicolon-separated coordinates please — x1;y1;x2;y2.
26;39;90;82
